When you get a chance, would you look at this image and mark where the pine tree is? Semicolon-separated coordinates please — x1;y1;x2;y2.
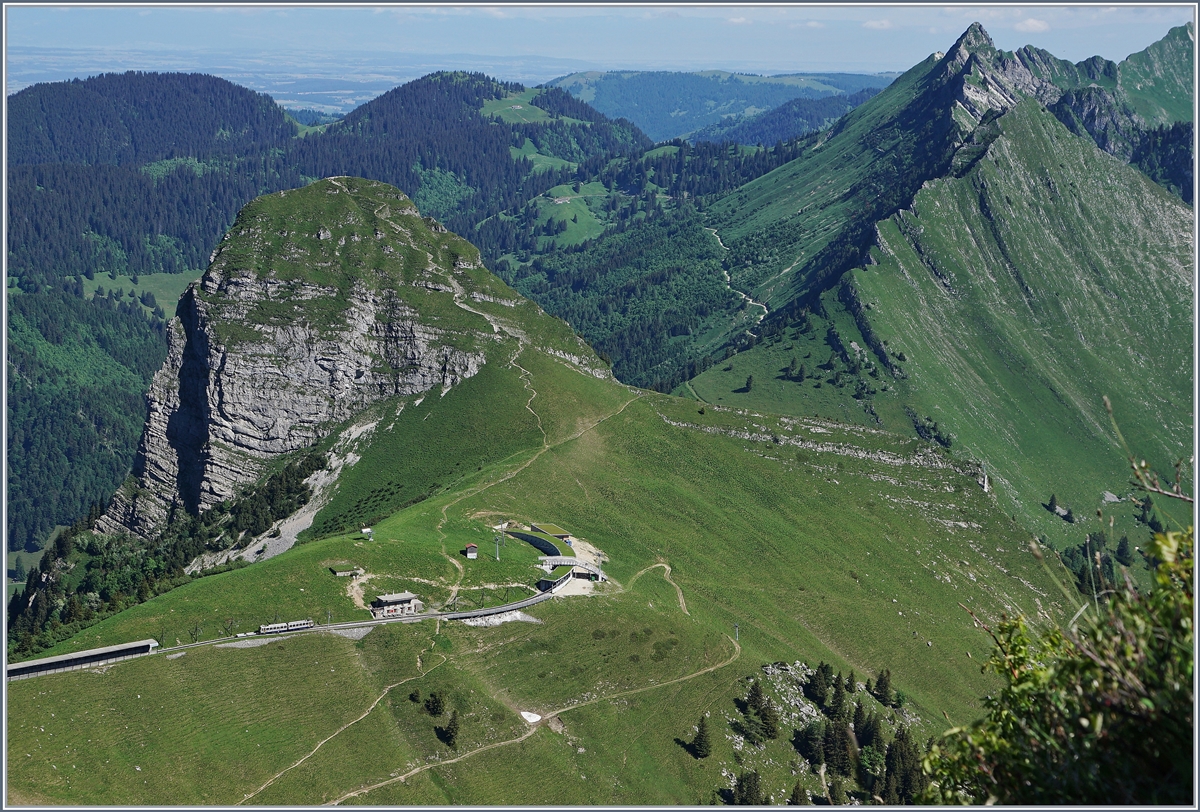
788;781;808;805
873;669;892;707
883;725;928;803
797;362;807;382
1048;493;1058;512
13;556;26;582
852;702;866;742
760;697;781;740
745;374;754;391
444;710;459;748
806;663;830;707
746;679;765;713
828;675;846;719
743;710;766;746
845;670;856;692
693;714;712;758
1116;535;1134;566
425;692;445;717
794;721;824;766
829;777;846;805
732;770;765;805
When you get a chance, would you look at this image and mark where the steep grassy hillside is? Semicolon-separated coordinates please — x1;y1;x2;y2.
1116;22;1194;124
848;99;1193;543
9;375;1070;803
688;97;1192;552
7;178;1072;805
703;48;957;310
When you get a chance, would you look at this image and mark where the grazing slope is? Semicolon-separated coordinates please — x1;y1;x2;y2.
685;23;1193;549
846;100;1193;540
7;179;1067;806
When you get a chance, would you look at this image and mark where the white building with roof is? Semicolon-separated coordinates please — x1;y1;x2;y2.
370;591;425;618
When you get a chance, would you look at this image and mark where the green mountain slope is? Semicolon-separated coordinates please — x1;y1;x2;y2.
688;87;882;146
687;84;1192;550
6;178;1068;805
704;44;964;310
846;99;1193;542
1117;22;1195;123
4;71;648;554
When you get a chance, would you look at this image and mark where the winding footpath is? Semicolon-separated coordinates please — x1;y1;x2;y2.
322;634;741;806
627;562;690;615
238;653;449;805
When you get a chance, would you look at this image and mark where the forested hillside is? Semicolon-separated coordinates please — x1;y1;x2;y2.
688;87;881;145
8;71;296;166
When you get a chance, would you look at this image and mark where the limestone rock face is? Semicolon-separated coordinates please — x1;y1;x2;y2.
98;177;496;538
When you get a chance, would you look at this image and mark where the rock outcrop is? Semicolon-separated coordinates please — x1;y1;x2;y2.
98;177;501;539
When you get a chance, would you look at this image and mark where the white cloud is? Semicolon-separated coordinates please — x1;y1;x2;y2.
728;17;749;25
863;19;893;30
1015;18;1050;33
807;21;825;29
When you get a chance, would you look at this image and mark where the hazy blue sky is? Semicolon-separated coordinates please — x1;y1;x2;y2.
6;4;1195;74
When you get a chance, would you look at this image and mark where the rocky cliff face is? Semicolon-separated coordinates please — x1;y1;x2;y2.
98;177;500;539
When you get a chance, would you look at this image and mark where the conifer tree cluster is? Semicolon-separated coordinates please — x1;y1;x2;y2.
740;678;781;745
788;662;926;804
730;770;766;805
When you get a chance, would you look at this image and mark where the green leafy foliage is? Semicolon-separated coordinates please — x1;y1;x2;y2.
922;527;1194;804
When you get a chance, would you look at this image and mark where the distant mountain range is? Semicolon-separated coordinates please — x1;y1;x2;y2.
5;22;1192;567
549;69;899;141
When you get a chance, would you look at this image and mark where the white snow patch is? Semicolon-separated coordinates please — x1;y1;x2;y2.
520;711;542;723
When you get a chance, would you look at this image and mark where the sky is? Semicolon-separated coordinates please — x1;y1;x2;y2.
5;4;1195;100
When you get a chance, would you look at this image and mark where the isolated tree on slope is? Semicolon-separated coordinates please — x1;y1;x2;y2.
692;714;712;758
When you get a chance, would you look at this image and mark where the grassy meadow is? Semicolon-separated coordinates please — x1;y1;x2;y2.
9;329;1075;804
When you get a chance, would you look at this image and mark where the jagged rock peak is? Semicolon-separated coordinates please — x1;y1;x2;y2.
954;22;995;54
98;176;505;540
